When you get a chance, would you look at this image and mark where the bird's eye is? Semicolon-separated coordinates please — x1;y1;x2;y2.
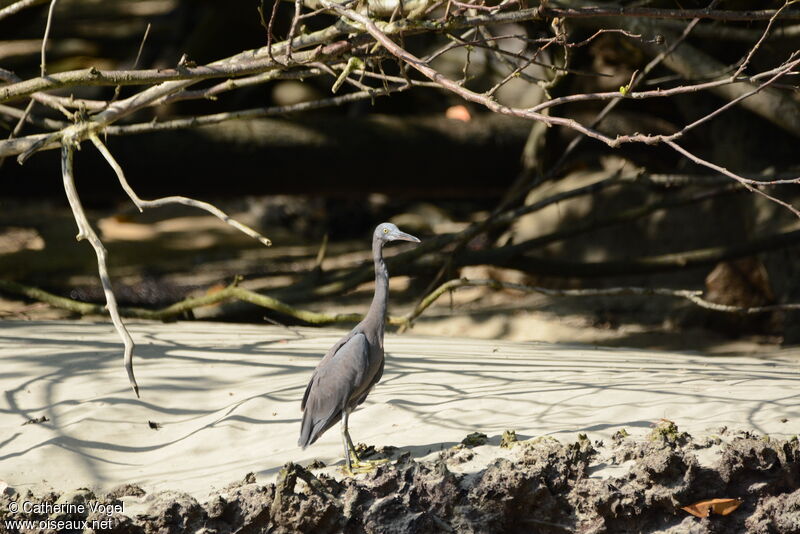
383;228;389;234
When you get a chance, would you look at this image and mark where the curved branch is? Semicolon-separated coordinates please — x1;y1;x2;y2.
89;135;272;247
60;144;139;397
0;0;48;21
543;4;800;22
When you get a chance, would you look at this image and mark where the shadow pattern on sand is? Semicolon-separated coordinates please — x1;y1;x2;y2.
0;320;798;495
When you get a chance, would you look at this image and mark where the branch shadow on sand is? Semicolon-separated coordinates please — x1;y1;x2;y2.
0;319;798;495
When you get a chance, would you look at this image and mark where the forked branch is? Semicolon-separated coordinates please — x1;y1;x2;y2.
89;135;272;247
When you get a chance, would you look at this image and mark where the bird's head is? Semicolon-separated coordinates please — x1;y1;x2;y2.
374;222;421;245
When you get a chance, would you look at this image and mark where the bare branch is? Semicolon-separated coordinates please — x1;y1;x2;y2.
542;4;800;22
287;0;305;60
734;0;794;77
526;54;800;116
40;0;58;76
110;22;151;104
321;0;619;146
543;8;708;184
0;102;67;130
0;0;48;21
0;0;59;169
668;53;800;153
664;140;800;218
0;100;35;169
0;25;345;104
0;84;414;158
89;135;272;247
60;144;140;397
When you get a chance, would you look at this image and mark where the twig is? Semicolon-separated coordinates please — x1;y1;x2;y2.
40;0;58;76
1;3;793;161
110;22;151;104
132;23;151;70
167;285;366;324
320;1;616;148
0;100;35;169
89;135;272;247
654;19;800;42
734;0;793;77
664;140;800;218
287;0;305;60
4;40;346;161
0;102;67;130
669;53;800;148
110;85;409;134
266;0;284;63
0;0;49;22
3;3;799;105
543;2;710;183
314;233;329;271
0;0;59;169
60;144;140;397
159;68;319;104
561;8;800;139
541;4;800;22
0;84;414;158
1;24;344;105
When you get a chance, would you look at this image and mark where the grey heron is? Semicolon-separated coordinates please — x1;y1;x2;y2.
298;222;421;471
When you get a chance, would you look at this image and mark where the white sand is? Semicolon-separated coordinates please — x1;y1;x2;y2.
1;319;798;500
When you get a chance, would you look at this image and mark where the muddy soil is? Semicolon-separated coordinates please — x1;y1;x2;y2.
2;423;799;534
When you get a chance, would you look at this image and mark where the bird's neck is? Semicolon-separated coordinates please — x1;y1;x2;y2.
365;240;389;338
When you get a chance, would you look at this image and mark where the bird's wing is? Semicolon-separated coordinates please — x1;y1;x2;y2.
301;330;363;410
302;332;369;411
299;332;370;447
354;355;383;407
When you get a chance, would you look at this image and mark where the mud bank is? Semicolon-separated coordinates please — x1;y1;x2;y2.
3;424;799;534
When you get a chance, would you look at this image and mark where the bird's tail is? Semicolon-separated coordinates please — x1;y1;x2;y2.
298;410;314;449
299;406;341;449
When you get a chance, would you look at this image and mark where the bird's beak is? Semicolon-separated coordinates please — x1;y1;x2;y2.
393;230;421;243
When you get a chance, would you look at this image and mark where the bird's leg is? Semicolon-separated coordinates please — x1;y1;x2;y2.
342;409;361;461
339;409;387;474
341;411;354;472
344;427;360;461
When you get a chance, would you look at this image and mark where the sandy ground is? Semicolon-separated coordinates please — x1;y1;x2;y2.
1;319;799;503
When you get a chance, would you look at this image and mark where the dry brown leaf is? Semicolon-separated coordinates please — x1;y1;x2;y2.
445;105;471;122
681;498;742;518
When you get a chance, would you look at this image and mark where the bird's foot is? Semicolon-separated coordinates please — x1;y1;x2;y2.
342;457;390;475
